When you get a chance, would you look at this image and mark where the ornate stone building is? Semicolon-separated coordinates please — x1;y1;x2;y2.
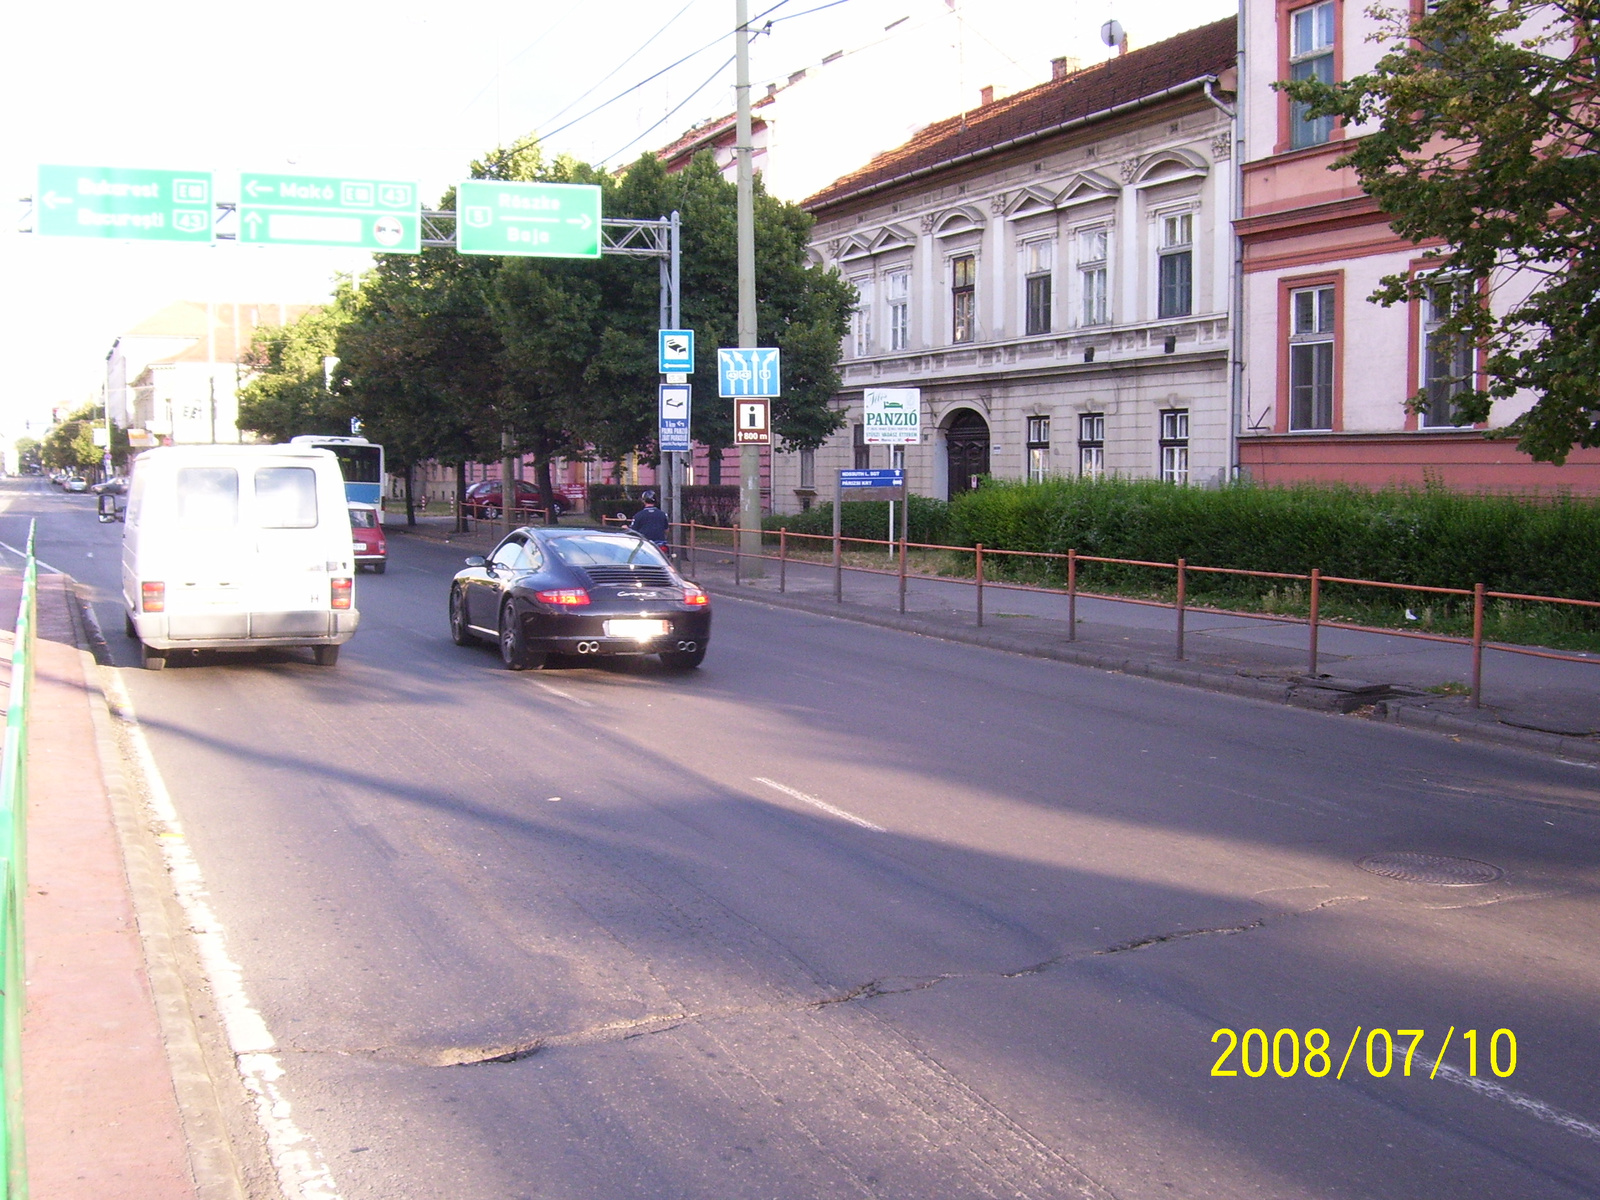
777;18;1239;512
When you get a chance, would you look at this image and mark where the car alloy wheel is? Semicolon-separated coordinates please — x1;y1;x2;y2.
499;602;543;671
449;586;472;646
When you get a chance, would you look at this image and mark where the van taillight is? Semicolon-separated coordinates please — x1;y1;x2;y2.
331;578;353;610
141;582;165;613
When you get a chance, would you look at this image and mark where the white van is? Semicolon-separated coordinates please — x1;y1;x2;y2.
121;444;360;670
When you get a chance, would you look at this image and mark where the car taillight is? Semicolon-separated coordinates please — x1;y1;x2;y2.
141;581;165;613
331;578;354;610
535;588;590;605
682;583;709;606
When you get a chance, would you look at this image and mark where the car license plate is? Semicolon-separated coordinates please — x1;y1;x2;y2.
605;618;670;640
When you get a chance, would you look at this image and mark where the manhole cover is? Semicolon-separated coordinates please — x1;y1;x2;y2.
1356;852;1504;886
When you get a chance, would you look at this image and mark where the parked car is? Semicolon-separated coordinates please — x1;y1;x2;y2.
448;527;710;671
348;502;387;573
460;479;576;519
63;476;89;493
91;475;129;495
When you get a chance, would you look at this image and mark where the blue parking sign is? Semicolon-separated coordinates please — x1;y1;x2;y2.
717;347;781;397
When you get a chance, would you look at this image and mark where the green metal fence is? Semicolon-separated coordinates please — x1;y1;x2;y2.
0;522;37;1199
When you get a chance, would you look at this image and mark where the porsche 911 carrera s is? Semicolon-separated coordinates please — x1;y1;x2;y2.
449;527;710;670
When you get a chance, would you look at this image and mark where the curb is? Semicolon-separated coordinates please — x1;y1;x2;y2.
705;580;1600;767
65;580;279;1200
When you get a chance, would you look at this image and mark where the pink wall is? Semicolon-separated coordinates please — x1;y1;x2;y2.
1240;433;1600;496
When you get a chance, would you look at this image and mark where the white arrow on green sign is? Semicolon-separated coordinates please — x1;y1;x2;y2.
455;180;601;258
36;165;213;243
239;173;420;252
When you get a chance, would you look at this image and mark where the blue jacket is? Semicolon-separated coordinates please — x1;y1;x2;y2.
630;504;670;542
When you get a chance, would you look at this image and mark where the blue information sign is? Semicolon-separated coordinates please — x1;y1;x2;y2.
839;469;905;489
717;347;781;397
659;383;691;453
659;329;694;374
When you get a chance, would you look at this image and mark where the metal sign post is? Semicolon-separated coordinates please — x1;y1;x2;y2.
835;469;905;604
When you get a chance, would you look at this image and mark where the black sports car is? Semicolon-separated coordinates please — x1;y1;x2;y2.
449;527;711;670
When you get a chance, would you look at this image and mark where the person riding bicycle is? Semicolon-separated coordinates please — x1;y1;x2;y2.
629;490;671;553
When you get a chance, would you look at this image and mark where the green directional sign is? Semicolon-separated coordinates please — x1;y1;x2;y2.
238;172;420;252
36;165;213;242
455;180;601;258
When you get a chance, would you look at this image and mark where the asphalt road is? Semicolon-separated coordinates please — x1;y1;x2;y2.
11;478;1600;1200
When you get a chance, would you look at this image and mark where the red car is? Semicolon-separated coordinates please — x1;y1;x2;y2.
348;503;387;574
461;479;575;519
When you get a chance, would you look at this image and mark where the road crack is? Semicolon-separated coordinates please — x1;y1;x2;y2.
293;899;1368;1067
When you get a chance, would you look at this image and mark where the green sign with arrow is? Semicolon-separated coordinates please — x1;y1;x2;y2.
239;172;420;252
36;165;213;242
455;180;601;258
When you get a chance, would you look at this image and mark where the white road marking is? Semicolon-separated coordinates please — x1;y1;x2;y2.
105;672;343;1200
1437;1064;1600;1144
534;681;594;707
0;540;64;573
753;777;886;832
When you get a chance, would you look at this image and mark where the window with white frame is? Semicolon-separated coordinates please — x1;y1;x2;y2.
851;276;874;356
799;448;816;489
1023;240;1053;336
1288;285;1335;430
1158;212;1193;319
1078;412;1105;478
1026;415;1051;483
886;269;910;350
1421;276;1474;427
952;254;976;343
1078;228;1109;326
1289;1;1336;148
1159;409;1189;484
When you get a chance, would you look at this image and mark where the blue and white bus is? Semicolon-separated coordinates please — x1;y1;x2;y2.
289;436;385;517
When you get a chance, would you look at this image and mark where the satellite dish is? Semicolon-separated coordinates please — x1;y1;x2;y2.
1100;19;1124;48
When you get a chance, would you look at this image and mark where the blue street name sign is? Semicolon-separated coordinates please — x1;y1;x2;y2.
717;347;781;397
659;329;694;374
839;469;905;489
659;383;691;453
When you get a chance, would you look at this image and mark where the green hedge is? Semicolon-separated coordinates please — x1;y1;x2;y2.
762;495;952;546
588;484;740;526
943;478;1600;602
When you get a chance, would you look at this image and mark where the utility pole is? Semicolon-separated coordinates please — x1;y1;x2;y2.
735;0;763;570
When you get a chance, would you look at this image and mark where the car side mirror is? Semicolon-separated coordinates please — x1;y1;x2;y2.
464;555;486;567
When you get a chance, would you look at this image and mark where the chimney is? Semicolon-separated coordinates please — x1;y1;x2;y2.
1051;56;1081;81
979;85;994;106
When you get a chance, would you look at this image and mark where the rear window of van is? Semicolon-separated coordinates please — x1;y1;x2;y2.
256;467;319;529
176;468;239;528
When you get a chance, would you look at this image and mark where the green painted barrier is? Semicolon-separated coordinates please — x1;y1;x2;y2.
0;522;37;1199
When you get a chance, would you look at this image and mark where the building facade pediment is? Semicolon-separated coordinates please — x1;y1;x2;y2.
932;205;988;238
1131;149;1210;189
1053;171;1123;209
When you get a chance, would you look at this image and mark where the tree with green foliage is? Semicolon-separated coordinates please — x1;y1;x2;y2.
330;135;853;515
15;437;41;473
236;288;356;442
40;404;128;474
1279;0;1600;463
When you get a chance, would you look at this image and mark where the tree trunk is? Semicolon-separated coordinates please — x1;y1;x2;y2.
455;461;469;532
404;462;417;526
537;455;559;525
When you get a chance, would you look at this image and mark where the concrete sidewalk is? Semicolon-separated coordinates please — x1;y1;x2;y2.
394;514;1600;763
8;566;200;1198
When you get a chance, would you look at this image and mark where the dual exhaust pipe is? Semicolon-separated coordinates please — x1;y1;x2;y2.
573;638;696;655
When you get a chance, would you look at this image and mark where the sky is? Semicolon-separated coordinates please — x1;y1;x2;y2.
0;0;1236;442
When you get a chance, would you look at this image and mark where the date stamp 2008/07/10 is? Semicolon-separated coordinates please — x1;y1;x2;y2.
1210;1027;1516;1080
